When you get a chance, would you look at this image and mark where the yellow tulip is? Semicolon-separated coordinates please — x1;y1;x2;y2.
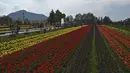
0;26;82;56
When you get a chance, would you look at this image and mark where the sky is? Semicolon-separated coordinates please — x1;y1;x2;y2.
0;0;130;21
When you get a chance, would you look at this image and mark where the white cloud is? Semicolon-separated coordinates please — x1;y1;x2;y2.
0;2;13;15
0;0;130;20
102;0;130;5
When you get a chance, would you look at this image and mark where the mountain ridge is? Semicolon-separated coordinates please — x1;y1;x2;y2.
8;10;48;21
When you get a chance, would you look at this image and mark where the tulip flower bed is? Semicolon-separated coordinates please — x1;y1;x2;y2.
105;25;130;41
0;26;81;57
0;25;92;72
101;26;130;49
95;25;122;73
0;28;10;31
98;25;130;71
104;25;130;36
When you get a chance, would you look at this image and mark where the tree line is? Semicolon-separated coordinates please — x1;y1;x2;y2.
47;10;66;27
48;11;114;26
0;16;31;26
0;10;130;27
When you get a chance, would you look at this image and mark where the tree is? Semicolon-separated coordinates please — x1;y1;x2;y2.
124;18;130;25
75;13;82;20
48;10;66;27
75;13;83;25
24;18;30;25
15;18;23;25
66;15;73;22
55;10;65;23
96;17;103;24
103;16;112;24
85;13;96;24
75;13;96;25
0;16;13;26
48;10;55;25
62;13;66;18
82;14;88;24
66;17;69;22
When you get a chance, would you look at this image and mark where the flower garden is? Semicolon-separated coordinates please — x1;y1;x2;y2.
0;24;130;73
0;25;92;72
0;26;81;57
98;25;130;72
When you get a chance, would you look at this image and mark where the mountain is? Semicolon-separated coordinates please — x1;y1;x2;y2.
8;10;48;20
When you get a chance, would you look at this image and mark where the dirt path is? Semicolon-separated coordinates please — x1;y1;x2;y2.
95;25;122;73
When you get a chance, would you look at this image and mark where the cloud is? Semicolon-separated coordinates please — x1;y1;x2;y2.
103;4;130;21
0;2;13;15
0;0;49;15
13;5;21;11
102;0;130;5
0;0;130;21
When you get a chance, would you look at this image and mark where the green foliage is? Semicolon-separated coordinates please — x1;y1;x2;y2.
103;16;112;24
74;13;97;25
0;16;13;26
55;10;63;22
66;15;73;22
48;10;55;25
15;18;23;25
75;13;82;25
48;10;66;25
24;18;30;25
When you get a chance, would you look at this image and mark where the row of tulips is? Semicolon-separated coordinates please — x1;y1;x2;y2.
0;27;79;65
0;26;82;57
105;25;130;40
102;26;130;48
97;25;130;69
0;25;92;72
105;25;130;36
33;25;93;73
0;28;9;31
12;28;80;71
0;27;74;72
